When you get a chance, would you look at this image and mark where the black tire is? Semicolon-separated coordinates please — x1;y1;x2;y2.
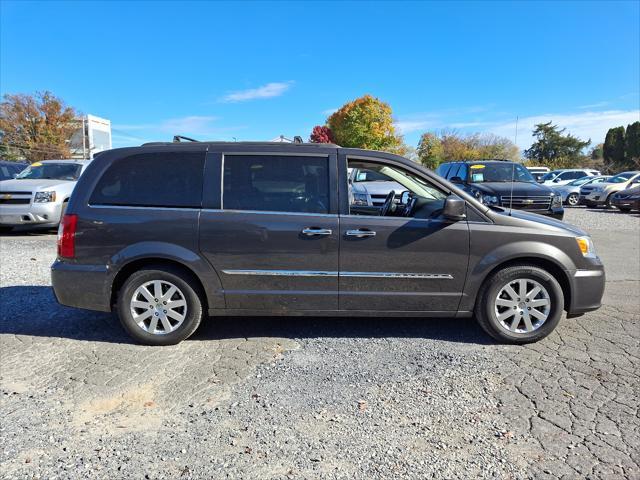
618;207;631;213
117;266;204;345
0;226;13;233
474;265;564;344
605;193;614;208
566;193;579;207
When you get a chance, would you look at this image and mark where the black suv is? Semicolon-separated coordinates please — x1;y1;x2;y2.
435;160;564;219
52;142;603;345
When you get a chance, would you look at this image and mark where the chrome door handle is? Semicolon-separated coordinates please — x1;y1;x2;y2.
302;228;333;236
345;229;376;238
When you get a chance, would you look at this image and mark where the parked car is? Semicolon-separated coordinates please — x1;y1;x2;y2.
348;167;404;214
51;142;604;346
0;160;28;181
435;160;563;219
580;171;640;208
610;185;640;212
552;175;611;207
526;166;550;183
540;169;601;186
0;159;91;231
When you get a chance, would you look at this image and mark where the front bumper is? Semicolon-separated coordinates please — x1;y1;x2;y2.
565;264;606;315
579;190;608;206
51;260;112;312
0;202;64;226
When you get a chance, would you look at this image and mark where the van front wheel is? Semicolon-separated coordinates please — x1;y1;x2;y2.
117;266;203;345
475;265;564;344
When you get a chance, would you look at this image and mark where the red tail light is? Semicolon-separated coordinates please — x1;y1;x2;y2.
57;214;78;258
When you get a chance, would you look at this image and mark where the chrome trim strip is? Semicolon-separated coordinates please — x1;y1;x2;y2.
202;209;338;218
574;269;604;277
222;269;338;277
340;272;453;279
221;269;453;279
88;204;200;212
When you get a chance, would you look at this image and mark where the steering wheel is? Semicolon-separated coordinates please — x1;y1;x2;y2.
379;190;396;217
403;195;417;217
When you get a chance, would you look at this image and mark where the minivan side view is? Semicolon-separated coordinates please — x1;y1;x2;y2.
52;142;605;346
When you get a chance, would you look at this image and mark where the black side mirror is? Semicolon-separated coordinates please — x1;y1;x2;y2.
443;195;466;220
450;176;463;184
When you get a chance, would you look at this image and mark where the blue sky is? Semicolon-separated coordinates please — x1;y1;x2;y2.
1;0;639;151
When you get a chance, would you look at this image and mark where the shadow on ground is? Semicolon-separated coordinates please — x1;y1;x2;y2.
0;286;493;345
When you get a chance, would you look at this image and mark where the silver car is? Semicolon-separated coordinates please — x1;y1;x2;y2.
0;160;91;231
349;167;404;209
552;175;611;206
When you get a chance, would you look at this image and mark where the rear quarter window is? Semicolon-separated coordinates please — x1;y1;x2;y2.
90;152;205;208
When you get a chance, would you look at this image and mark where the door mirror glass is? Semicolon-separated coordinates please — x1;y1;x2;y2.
443;195;466;220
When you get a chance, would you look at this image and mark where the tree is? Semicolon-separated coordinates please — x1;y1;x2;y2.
0;91;78;162
326;95;404;153
524;122;590;166
416;132;444;169
625;121;640;168
603;126;626;172
309;125;334;144
590;143;604;160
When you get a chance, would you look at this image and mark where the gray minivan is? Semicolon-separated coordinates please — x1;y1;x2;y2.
52;142;605;345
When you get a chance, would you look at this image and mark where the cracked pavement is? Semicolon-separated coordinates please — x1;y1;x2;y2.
0;208;638;479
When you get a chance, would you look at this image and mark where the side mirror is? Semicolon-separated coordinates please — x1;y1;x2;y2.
443;195;466;220
400;191;410;204
553;177;562;183
450;176;463;184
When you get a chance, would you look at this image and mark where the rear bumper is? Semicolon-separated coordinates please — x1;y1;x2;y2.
565;265;606;315
51;260;111;312
0;202;63;226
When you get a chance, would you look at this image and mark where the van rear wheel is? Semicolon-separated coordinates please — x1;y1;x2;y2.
117;266;203;345
475;265;564;344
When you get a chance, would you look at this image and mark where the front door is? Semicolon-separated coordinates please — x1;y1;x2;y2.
339;155;469;312
199;151;339;311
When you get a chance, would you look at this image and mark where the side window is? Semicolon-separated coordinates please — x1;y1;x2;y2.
457;164;468;182
447;164;460;179
90;152;205;208
223;155;329;214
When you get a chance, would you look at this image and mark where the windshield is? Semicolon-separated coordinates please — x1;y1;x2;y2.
540;171;560;182
568;176;595;186
16;163;82;181
469;163;535;183
608;173;636;183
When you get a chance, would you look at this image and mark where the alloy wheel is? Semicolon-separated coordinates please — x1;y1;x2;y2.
567;193;579;206
494;278;551;334
130;280;187;335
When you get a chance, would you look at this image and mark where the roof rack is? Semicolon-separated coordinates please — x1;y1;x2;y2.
141;140;340;148
173;135;199;143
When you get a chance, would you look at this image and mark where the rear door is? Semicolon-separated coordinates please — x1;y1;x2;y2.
199;149;340;311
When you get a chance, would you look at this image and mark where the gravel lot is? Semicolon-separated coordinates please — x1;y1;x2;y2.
1;208;639;479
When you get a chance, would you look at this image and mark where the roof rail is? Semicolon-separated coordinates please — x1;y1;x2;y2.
173;135;199;143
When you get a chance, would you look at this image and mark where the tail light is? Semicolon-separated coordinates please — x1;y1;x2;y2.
57;214;78;258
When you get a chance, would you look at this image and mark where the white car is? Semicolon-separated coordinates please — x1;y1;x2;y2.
526;166;550;182
349;167;405;210
540;169;601;186
0;159;92;231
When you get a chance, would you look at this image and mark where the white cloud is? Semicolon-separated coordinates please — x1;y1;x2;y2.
322;108;338;115
489;110;640;150
220;81;294;103
395;120;433;134
578;101;609;109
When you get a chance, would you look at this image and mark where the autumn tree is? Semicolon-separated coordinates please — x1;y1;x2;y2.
625;121;640;168
326;95;404;153
416;132;444;169
524;122;590;166
603;126;626;172
309;125;334;143
0;91;78;162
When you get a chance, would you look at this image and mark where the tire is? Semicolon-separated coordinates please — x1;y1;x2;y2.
474;265;564;344
605;193;614;208
566;193;579;207
0;226;13;233
117;266;204;345
618;207;631;213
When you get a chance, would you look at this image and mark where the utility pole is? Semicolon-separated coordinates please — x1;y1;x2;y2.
82;116;87;160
